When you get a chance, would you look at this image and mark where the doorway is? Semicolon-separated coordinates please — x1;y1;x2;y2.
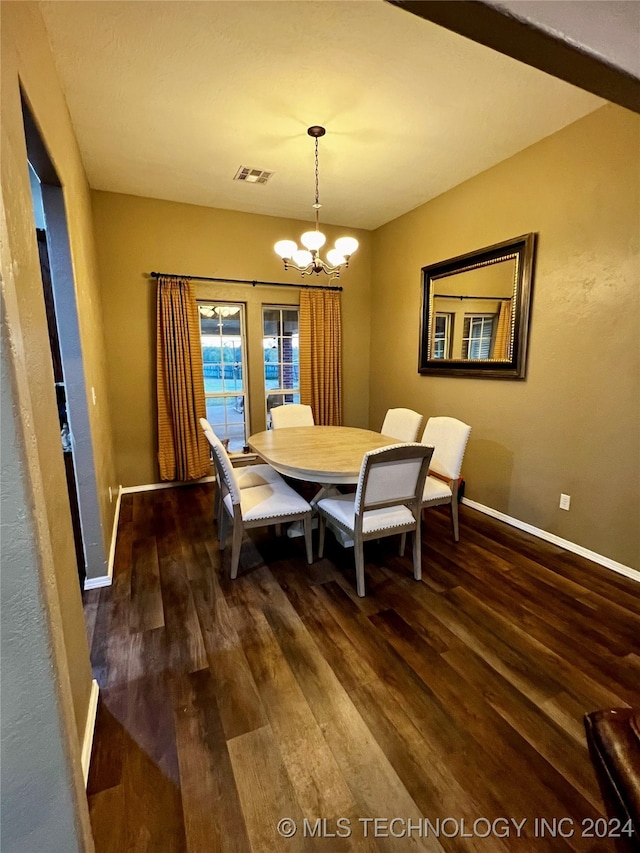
35;219;86;586
23;96;107;589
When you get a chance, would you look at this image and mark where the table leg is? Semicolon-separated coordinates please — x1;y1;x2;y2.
287;485;354;548
286;484;340;538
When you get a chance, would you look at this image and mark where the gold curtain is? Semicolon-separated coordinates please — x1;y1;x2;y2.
299;289;342;425
156;276;210;481
493;299;512;360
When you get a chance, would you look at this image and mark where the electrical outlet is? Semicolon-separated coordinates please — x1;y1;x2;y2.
559;493;571;511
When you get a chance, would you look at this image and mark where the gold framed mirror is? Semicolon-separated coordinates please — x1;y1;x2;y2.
419;233;536;379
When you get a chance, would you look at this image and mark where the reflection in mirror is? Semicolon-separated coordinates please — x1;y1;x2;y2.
431;257;516;360
419;234;536;379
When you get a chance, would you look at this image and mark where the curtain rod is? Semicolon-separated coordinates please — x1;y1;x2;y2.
149;271;342;292
433;294;512;301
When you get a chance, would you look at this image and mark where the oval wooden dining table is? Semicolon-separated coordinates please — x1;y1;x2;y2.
248;425;399;487
248;426;401;544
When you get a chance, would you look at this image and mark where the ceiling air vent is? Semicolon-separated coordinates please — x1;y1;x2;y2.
233;166;274;185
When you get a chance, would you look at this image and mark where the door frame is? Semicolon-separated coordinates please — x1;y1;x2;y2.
23;97;107;584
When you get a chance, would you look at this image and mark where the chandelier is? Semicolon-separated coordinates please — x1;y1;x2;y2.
274;126;358;277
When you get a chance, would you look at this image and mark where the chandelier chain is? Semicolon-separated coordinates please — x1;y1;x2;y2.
315;137;320;207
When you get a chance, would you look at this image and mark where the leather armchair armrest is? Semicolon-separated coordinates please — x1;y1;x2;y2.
584;708;640;853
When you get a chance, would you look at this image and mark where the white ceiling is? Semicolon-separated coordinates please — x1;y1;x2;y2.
39;0;604;231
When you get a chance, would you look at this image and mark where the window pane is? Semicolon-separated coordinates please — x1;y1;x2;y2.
432;312;453;359
200;302;247;449
205;397;245;452
263;309;280;337
282;310;298;334
226;422;245;449
462;314;493;359
263;305;300;426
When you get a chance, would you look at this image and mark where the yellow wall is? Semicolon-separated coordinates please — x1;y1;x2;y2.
371;104;639;568
91;192;372;486
1;1;117;746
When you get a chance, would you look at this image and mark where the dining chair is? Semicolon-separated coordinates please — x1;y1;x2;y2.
420;416;471;542
202;421;313;579
316;443;434;597
270;403;315;429
200;418;282;526
380;408;423;442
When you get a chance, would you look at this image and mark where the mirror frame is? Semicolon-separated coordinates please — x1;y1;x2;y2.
418;233;536;379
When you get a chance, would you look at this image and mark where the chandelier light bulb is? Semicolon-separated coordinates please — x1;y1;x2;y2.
292;249;313;267
274;239;297;260
326;249;346;267
334;236;359;258
214;306;241;318
301;230;326;251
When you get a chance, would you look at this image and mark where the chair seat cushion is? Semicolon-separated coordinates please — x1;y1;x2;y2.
224;482;311;521
236;464;282;489
422;475;452;503
317;493;415;534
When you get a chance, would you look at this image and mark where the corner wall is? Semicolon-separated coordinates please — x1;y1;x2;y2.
370;104;639;569
0;299;94;852
1;0;117;748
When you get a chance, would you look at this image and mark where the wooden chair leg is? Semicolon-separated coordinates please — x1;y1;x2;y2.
219;507;228;549
354;536;366;597
399;532;406;555
215;479;223;527
450;498;460;542
318;513;326;559
412;524;422;581
229;517;243;580
303;515;313;564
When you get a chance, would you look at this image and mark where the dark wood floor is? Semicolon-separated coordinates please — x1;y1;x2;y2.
84;483;639;852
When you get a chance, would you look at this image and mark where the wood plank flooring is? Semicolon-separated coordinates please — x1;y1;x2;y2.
84;484;640;852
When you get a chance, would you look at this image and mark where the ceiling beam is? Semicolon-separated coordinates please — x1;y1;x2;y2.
387;1;640;114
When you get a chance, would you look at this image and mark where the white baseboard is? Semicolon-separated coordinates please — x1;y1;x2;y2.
120;475;216;494
81;679;100;786
462;497;639;584
83;575;112;590
83;485;122;590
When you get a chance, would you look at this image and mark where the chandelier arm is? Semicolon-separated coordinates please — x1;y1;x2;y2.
285;258;342;277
